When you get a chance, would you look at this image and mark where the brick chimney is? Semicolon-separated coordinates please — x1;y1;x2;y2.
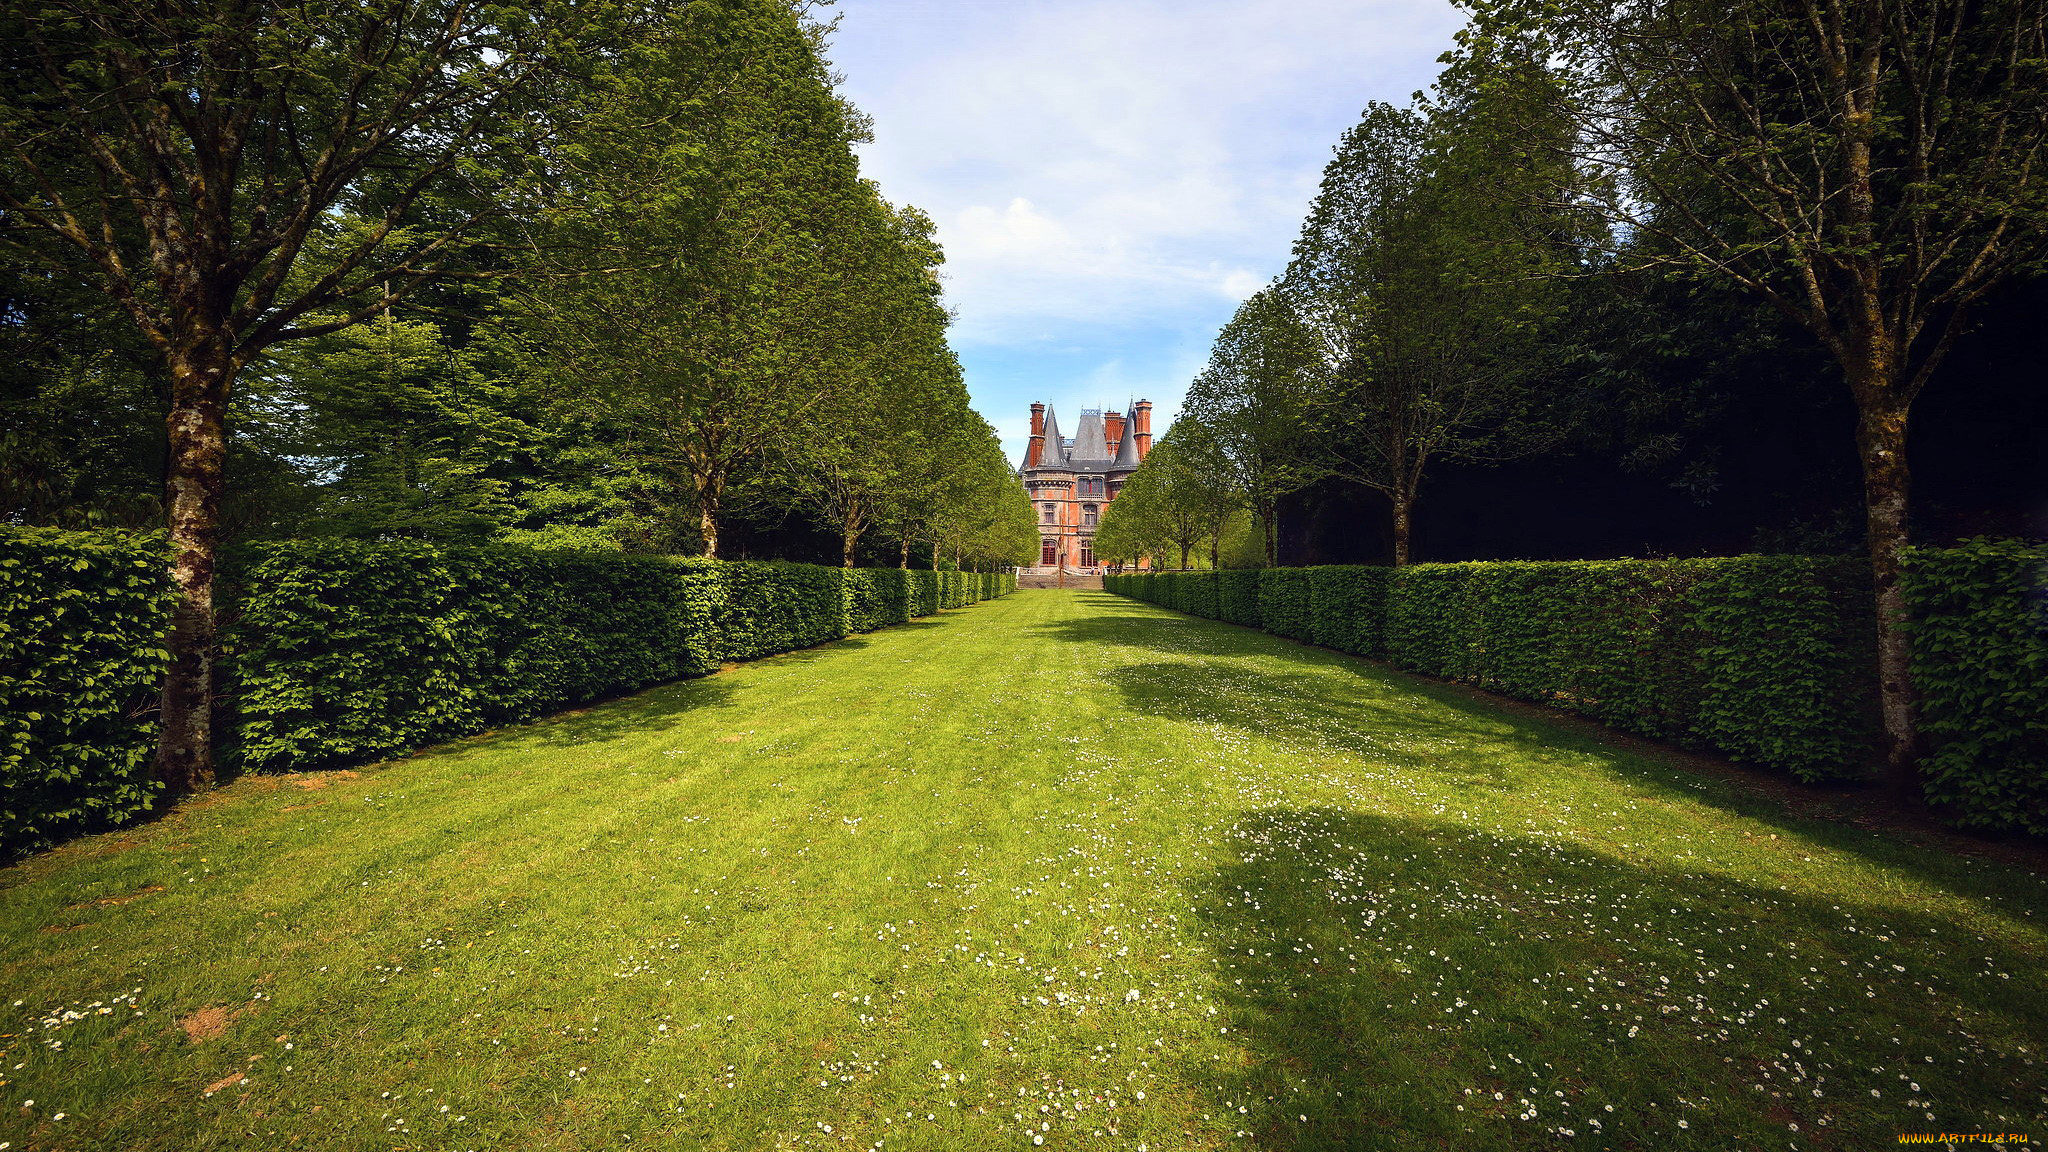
1105;410;1125;448
1026;402;1045;468
1133;399;1153;460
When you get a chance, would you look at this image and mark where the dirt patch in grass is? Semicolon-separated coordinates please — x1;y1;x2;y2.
292;770;359;790
179;1005;237;1044
202;1070;248;1096
67;884;164;910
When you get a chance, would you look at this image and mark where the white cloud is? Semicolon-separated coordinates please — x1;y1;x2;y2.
828;0;1465;453
1218;270;1269;301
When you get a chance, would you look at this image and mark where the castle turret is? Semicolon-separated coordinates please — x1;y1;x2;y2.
1035;407;1071;471
1111;404;1142;469
1133;399;1153;460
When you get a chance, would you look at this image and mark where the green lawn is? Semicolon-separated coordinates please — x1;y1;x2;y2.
3;589;2044;1151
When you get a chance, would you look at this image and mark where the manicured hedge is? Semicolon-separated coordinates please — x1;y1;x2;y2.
1258;569;1312;641
844;569;911;632
908;571;940;618
1;529;171;854
1112;548;2041;822
1180;571;1216;619
229;543;726;774
718;561;847;661
1216;570;1262;628
5;532;1015;854
1903;539;2048;833
1306;565;1389;656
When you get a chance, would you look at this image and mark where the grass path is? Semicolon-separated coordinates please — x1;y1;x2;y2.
2;589;2044;1151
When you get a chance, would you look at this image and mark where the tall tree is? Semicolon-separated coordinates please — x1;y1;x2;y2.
1097;432;1239;571
0;0;631;787
926;427;1037;572
245;313;524;540
522;0;885;560
1464;0;2048;784
775;204;961;568
1286;78;1575;565
1179;287;1327;565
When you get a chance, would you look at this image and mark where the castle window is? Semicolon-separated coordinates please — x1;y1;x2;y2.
1078;476;1104;497
1082;504;1098;527
1041;502;1056;523
1080;541;1095;567
1041;538;1058;566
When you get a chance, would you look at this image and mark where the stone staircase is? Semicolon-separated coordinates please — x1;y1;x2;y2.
1017;568;1103;590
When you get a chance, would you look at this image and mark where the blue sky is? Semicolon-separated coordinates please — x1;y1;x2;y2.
828;0;1467;464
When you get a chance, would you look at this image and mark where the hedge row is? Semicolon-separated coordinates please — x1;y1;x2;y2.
1901;539;2048;834
1110;543;2046;832
2;531;1015;855
2;529;173;856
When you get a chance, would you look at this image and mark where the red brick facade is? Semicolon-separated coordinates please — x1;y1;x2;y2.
1019;401;1151;571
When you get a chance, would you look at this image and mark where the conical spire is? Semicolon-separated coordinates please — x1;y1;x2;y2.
1111;404;1142;468
1035;407;1071;470
1070;410;1109;465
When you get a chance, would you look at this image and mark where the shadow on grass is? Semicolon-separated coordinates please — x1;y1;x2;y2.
1099;661;1525;790
1190;806;2048;1150
1085;596;2048;900
1027;601;1270;659
479;675;742;751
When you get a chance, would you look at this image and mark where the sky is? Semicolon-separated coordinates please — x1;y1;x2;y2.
827;0;1468;465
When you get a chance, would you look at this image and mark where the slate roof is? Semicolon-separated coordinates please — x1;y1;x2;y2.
1034;407;1072;470
1110;404;1141;468
1067;410;1112;470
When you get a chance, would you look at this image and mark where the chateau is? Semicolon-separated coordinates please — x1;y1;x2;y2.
1018;400;1152;571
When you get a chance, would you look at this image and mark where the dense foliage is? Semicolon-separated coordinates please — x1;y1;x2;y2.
2;530;1013;854
1306;565;1390;656
1108;0;2044;796
1257;568;1314;642
1;0;1033;789
0;530;170;853
1902;540;2048;833
1115;555;1910;788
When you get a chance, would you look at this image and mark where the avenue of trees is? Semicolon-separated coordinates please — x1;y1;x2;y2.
1104;0;2046;785
2;0;1035;789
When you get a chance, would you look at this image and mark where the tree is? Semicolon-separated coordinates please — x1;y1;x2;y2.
246;314;523;541
1464;0;2048;785
1090;481;1161;571
926;429;1037;572
1096;433;1237;570
0;0;634;787
1;264;165;527
1285;78;1575;565
522;0;888;560
774;204;961;568
1179;287;1327;565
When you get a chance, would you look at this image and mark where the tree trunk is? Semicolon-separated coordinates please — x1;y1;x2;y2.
1209;535;1220;571
841;505;861;568
1263;504;1278;567
1391;490;1413;567
154;335;234;792
1856;397;1918;794
694;473;722;559
899;539;909;569
1179;542;1191;570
